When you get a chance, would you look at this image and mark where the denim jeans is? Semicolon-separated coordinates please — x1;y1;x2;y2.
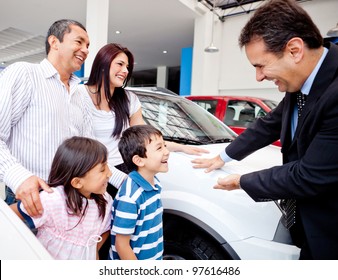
4;186;17;205
4;186;37;234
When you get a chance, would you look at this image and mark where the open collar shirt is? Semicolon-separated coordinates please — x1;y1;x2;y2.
290;47;328;138
0;59;125;192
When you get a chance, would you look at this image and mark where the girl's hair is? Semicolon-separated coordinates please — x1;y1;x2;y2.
118;125;163;172
45;19;86;55
48;136;108;222
85;43;135;138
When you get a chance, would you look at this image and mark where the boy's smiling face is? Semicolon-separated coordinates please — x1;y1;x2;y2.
142;135;170;175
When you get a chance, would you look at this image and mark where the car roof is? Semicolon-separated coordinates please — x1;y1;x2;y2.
186;95;273;102
126;86;177;96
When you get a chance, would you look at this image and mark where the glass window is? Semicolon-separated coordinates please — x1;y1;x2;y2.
224;100;266;127
136;92;236;144
191;100;218;115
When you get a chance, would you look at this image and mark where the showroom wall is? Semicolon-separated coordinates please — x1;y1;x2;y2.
190;0;338;101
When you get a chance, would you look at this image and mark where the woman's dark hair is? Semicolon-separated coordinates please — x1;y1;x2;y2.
239;0;323;55
48;136;108;223
118;125;163;172
85;43;135;138
45;19;86;54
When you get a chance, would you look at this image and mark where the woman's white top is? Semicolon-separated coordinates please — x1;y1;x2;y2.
79;85;141;166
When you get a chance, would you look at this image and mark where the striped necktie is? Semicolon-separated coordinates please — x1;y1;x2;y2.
297;91;307;117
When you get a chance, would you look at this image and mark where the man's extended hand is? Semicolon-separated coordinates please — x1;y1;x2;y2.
214;174;241;191
191;155;225;173
15;175;53;217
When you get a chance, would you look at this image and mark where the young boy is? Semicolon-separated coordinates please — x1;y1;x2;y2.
109;124;170;260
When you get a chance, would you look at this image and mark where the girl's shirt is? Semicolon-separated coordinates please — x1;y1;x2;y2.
79;85;141;166
17;186;112;260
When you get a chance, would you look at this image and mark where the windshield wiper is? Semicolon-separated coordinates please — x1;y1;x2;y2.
163;136;204;145
205;138;233;144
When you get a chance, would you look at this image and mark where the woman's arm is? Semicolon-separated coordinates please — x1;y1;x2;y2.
129;108;145;126
165;141;209;155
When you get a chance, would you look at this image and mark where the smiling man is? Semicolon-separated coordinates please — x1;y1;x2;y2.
192;0;338;260
0;20;105;218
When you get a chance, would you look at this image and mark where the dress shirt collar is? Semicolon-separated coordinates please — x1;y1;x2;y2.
301;47;328;95
40;58;81;84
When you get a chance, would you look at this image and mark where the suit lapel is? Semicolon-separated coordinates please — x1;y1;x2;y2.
280;92;294;149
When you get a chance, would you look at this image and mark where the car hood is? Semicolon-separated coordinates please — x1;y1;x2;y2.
157;143;283;243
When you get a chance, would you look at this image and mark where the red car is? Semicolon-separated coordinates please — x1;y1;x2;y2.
186;95;281;146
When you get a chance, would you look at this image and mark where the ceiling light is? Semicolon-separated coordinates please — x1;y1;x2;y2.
115;30;121;34
163;50;168;54
205;43;219;53
205;0;219;53
327;23;338;37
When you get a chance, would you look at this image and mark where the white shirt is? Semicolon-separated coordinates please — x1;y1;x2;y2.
0;59;125;192
79;84;141;166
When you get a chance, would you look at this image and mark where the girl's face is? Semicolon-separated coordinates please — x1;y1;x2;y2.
109;52;129;88
78;162;112;198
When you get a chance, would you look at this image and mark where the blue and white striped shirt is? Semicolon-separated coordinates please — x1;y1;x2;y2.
109;171;163;260
0;59;125;192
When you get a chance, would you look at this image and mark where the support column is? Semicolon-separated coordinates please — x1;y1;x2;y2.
179;47;193;95
191;9;221;95
156;66;168;88
84;0;109;78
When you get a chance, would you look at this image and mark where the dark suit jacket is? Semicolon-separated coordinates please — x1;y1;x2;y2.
226;43;338;259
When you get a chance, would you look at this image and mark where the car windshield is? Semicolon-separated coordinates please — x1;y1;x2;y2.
131;90;236;145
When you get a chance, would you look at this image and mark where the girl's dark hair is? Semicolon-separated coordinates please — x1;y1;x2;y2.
239;0;323;55
45;19;86;54
118;125;163;172
85;43;134;138
48;136;108;223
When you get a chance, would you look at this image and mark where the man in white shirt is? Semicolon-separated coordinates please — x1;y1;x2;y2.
0;19;125;217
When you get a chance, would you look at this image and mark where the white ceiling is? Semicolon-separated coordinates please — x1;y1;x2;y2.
0;0;271;72
0;0;198;72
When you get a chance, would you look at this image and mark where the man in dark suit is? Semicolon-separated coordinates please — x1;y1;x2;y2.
192;0;338;260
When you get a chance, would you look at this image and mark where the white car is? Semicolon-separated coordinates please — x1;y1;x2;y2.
134;87;299;260
0;193;52;259
0;87;300;260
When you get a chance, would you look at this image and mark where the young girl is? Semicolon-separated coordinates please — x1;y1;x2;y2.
10;136;113;260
